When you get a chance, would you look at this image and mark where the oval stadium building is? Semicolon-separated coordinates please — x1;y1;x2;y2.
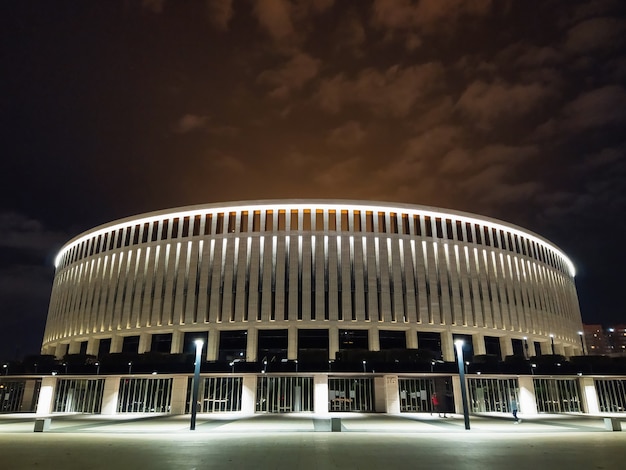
42;200;583;364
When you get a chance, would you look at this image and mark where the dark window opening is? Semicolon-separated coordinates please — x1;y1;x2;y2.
484;336;502;358
452;334;474;361
122;336;140;354
257;329;288;363
417;332;442;359
183;331;209;355
379;330;406;350
298;329;329;363
98;338;111;358
151;333;173;354
339;329;368;350
218;330;247;362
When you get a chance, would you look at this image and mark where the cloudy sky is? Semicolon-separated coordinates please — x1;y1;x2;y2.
2;0;625;360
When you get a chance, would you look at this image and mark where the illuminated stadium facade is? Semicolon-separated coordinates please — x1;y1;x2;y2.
42;200;583;363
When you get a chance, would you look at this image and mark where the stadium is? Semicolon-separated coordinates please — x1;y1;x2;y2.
43;199;582;365
15;200;603;417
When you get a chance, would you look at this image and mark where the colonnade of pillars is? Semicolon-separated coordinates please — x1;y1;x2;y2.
33;373;603;416
51;327;578;362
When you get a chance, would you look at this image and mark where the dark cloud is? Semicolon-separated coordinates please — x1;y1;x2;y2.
2;0;626;359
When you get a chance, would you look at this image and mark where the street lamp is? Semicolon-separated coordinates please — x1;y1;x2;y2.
549;334;555;355
95;362;100;375
454;340;471;430
2;364;7;376
190;339;204;431
362;360;367;373
578;331;586;355
128;362;132;375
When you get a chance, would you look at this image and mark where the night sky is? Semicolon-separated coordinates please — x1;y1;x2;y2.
2;0;625;360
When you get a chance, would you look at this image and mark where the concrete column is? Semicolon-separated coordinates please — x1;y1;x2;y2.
21;379;39;412
406;329;418;349
524;339;536;358
329;327;339;360
473;333;486;355
540;341;553;355
56;343;69;359
518;376;537;415
369;327;380;351
68;341;81;355
246;327;258;362
314;374;329;415
288;326;297;360
580;377;600;414
207;329;219;361
170;331;183;354
555;343;566;356
499;337;514;359
138;333;151;354
110;335;123;354
451;375;463;414
241;375;257;415
36;377;57;415
86;339;100;356
170;375;188;415
100;376;121;415
384;375;400;414
441;331;455;362
374;376;386;412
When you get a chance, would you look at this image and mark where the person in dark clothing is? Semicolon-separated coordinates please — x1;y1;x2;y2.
511;397;521;423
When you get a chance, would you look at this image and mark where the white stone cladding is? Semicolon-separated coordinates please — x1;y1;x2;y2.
42;200;583;360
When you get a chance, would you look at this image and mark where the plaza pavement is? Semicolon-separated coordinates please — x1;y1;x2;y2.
0;413;625;469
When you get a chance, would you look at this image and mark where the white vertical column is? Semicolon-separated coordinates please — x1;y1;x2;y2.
451;375;463;414
207;329;219;361
138;333;151;353
288;325;297;360
384;375;400;414
21;380;38;412
406;329;418;349
36;377;56;415
368;327;380;351
518;376;537;415
170;375;188;415
246;327;258;362
374;376;386;412
170;330;183;354
314;374;329;415
473;333;486;355
499;337;514;359
241;375;257;415
441;330;454;361
110;335;123;354
580;377;600;414
100;376;121;415
329;326;339;360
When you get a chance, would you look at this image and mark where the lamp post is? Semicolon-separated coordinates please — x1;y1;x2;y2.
95;362;100;375
362;360;367;373
549;334;555;355
578;331;586;355
454;340;471;430
2;364;7;376
190;339;204;431
128;362;132;375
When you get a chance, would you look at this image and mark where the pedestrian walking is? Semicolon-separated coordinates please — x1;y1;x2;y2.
511;397;521;423
431;392;445;417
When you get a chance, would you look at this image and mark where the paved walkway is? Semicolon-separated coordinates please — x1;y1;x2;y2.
1;413;625;469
